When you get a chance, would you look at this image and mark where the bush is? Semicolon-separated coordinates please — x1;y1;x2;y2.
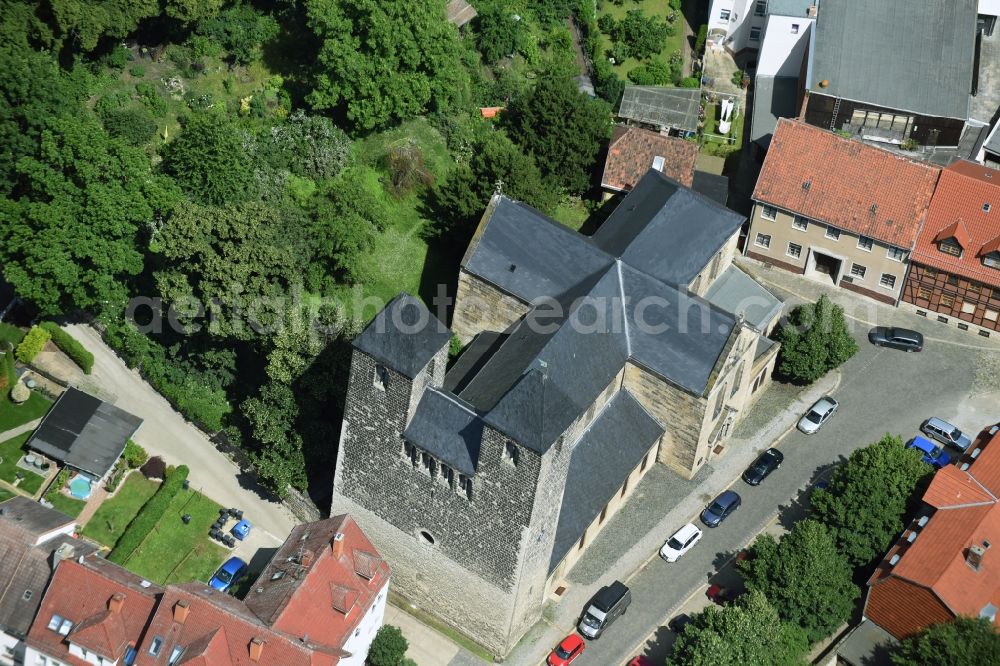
16;326;51;363
368;625;409;666
130;65;145;77
679;76;701;88
0;323;25;348
140;456;167;480
101;107;157;146
38;323;94;374
628;60;672;85
123;440;149;468
601;10;670;61
695;24;708;53
109;465;189;564
135;82;169;118
0;349;13;393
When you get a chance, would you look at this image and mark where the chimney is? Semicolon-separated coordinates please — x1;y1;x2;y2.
108;593;125;614
53;543;76;568
173;599;190;624
807;4;818;17
249;637;265;662
332;532;345;559
967;544;987;571
301;549;314;568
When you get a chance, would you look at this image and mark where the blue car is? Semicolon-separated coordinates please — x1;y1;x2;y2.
907;436;950;468
700;490;742;528
209;557;248;592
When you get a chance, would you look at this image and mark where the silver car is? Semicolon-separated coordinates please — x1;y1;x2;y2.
798;396;839;434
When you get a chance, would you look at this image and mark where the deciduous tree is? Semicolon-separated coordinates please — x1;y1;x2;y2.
162;112;256;206
368;625;409;666
504;73;611;194
890;618;1000;666
810;434;932;568
739;520;858;642
476;5;520;65
774;295;858;384
668;590;808;666
305;0;468;131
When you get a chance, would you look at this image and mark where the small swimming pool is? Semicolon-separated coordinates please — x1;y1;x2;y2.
69;474;92;500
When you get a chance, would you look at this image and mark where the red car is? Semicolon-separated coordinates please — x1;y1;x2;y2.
706;584;739;605
628;657;656;666
547;634;585;666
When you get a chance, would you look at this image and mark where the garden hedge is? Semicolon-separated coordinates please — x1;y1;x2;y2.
38;322;94;374
15;326;51;363
109;464;189;564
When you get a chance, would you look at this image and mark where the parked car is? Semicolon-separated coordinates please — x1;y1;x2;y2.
628;656;656;666
659;523;703;562
706;584;739;605
668;613;693;634
547;634;585;666
868;326;924;352
578;581;630;639
209;557;248;592
700;490;741;527
742;448;784;486
921;417;973;452
797;396;839;434
907;436;951;468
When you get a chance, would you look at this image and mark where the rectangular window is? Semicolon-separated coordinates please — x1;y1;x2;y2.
791;23;800;34
749;26;762;41
713;386;726;419
939;239;962;257
47;615;63;632
850;263;867;279
168;647;184;666
755;1;766;16
984;253;1000;269
761;205;777;220
970;282;982;294
941;293;956;308
918;286;933;300
947;275;959;286
857;236;873;251
962;301;977;315
458;474;473;500
792;215;808;231
985;309;998;322
373;365;388;391
825;226;841;241
886;246;906;262
503;441;519;466
149;637;164;657
879;273;896;289
786;242;802;259
755;233;771;249
439;464;454;488
720;9;731;20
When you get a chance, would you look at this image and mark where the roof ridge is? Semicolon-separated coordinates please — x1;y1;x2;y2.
615;260;633;356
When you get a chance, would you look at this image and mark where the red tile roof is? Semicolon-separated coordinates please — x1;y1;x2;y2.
25;555;162;666
753;120;941;247
602;126;698;191
866;426;1000;639
132;585;341;666
245;515;390;651
911;160;1000;284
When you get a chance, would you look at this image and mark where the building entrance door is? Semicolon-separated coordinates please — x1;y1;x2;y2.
806;250;842;285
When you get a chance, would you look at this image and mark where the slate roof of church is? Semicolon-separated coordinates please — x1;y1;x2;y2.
353;293;452;379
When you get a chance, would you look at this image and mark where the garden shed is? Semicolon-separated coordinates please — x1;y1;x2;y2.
618;85;701;134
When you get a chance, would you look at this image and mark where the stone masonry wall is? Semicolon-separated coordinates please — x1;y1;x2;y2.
451;271;530;343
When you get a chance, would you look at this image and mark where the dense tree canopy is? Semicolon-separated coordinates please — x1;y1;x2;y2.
774;295;858;384
0;115;179;315
305;0;469;131
162;112;256;206
504;73;611;194
476;6;520;65
46;0;158;51
739;520;858;642
890;618;1000;666
152;200;309;339
668;591;808;666
810;434;932;568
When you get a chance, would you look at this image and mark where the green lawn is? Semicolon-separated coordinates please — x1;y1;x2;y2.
0;433;46;494
81;473;159;547
597;2;688;80
551;199;591;232
0;488;14;503
44;490;86;518
0;323;24;348
0;391;53;434
115;486;228;585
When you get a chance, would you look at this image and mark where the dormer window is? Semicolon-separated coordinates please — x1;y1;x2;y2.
984;252;1000;270
168;647;185;665
938;238;963;257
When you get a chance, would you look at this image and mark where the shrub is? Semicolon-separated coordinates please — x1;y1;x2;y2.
105;460;127;492
0;323;25;347
696;24;708;53
679;76;701;88
368;625;409;666
135;82;169;117
123;440;149;468
1;346;14;389
109;465;189;564
140;456;167;480
628;59;672;85
38;323;95;374
101;107;157;146
16;326;51;363
130;65;145;77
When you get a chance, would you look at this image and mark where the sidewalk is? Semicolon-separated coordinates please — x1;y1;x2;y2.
384;603;460;666
498;370;840;666
0;417;42;442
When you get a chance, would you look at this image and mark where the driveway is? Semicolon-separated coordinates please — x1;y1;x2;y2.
483;277;1000;666
64;324;294;548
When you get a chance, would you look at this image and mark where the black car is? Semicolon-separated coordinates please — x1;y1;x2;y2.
668;613;692;634
868;326;923;352
742;448;784;486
